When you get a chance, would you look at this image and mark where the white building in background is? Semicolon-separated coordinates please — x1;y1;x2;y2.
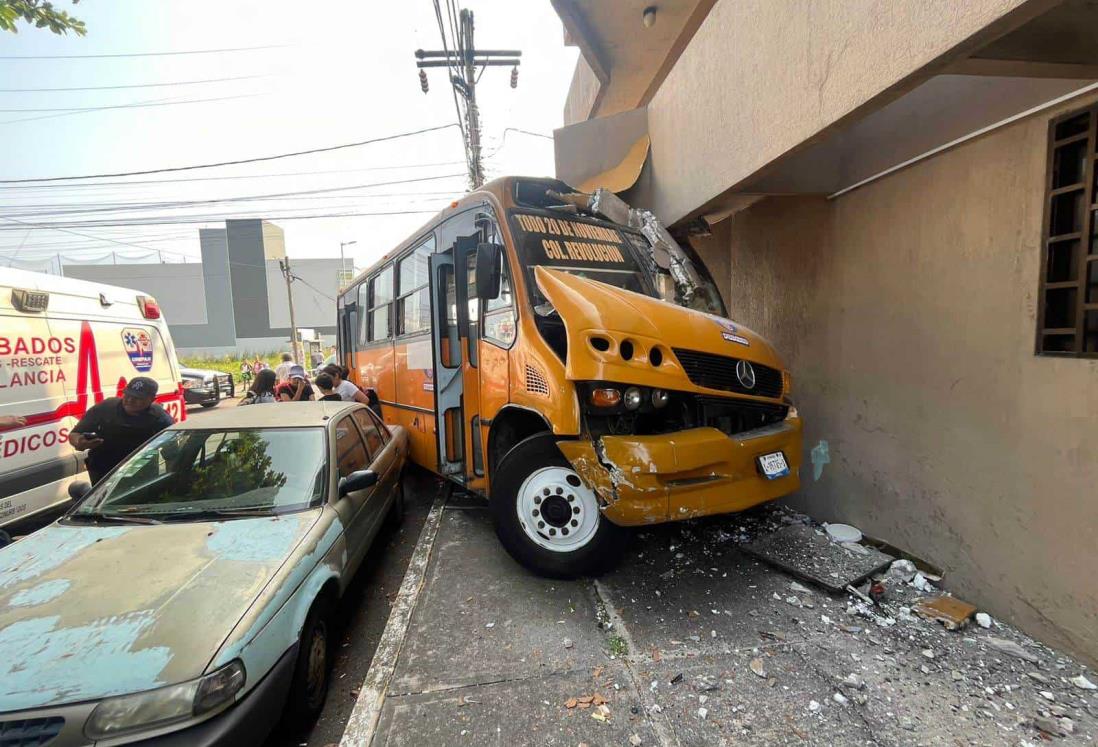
65;219;342;356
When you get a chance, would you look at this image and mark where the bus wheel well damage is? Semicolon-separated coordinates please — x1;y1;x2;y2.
487;407;552;476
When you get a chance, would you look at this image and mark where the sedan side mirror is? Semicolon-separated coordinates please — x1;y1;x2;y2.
475;242;503;301
338;469;378;497
68;481;92;501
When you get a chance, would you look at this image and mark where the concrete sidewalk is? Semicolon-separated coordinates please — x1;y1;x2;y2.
347;497;1098;746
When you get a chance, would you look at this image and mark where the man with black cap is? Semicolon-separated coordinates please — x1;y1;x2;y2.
70;377;175;484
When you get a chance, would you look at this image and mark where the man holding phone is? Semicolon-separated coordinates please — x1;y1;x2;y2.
69;377;174;485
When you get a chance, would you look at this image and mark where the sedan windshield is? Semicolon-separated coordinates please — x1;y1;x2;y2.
71;428;326;521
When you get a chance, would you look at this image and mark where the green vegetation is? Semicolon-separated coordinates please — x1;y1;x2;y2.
178;352;285;375
0;0;86;36
607;634;628;657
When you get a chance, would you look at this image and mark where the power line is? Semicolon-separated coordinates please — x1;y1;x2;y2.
0;173;467;220
0;209;445;231
0;123;459;184
0;75;267;93
0;93;261;113
0;215;194;258
0;45;286;61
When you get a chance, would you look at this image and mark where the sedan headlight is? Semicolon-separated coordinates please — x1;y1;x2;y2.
85;660;245;740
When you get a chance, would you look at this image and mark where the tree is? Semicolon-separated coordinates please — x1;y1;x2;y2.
0;0;86;36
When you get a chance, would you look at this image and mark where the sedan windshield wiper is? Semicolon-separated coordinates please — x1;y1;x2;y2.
68;511;162;526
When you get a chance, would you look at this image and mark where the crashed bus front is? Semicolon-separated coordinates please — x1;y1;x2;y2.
489;184;802;577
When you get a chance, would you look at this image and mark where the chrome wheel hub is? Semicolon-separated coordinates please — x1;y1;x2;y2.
516;466;600;553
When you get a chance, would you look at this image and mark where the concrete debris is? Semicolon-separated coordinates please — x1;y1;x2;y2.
824;523;862;543
921;649;935;659
886;559;918;583
629;735;642;747
951;670;963;681
808;700;821;712
1033;715;1070;737
785;595;801;607
842;542;870;556
697;707;708;720
911;572;934;592
1039;691;1056;701
750;658;768;678
913;595;977;630
789;581;813;595
833;692;849;705
1028;672;1050;684
694;674;721;692
563;637;574;649
985;636;1040;663
1070;674;1097;690
698;695;708;705
975;612;992;629
839;673;865;690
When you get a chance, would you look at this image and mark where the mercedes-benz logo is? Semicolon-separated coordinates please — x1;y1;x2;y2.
736;359;756;389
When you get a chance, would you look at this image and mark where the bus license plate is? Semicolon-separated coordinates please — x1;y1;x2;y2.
758;452;789;479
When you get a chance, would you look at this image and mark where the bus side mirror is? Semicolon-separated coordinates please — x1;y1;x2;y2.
475;242;502;301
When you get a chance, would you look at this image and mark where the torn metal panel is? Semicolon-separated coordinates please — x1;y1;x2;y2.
741;523;893;594
558;419;803;527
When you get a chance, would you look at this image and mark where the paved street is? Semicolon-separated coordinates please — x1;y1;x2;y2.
347;494;1098;746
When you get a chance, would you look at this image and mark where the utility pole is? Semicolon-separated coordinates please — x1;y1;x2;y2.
416;5;521;189
278;257;302;364
339;240;357;288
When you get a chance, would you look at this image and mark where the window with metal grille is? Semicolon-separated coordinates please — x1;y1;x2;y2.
1037;104;1098;357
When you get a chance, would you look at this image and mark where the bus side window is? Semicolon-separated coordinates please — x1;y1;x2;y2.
483;258;516;347
368;265;394;343
357;283;371;346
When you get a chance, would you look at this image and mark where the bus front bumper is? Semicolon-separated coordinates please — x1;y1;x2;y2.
557;417;803;527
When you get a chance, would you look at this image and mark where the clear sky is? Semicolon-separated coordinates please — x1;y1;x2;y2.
0;0;577;273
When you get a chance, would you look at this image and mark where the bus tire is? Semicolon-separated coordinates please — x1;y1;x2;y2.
490;433;625;578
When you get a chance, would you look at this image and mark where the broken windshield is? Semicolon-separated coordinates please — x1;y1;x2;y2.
508;210;658;308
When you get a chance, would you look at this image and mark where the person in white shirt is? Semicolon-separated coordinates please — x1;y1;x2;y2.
274;352;294;383
322;364;369;404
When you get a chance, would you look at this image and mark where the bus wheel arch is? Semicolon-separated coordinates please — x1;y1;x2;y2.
487;406;552;476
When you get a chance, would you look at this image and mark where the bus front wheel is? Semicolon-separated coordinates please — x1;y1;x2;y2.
491;433;625;578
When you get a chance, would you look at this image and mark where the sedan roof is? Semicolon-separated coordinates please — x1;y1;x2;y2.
172;401;360;429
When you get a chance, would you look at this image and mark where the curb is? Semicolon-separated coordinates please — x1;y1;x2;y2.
340;483;448;746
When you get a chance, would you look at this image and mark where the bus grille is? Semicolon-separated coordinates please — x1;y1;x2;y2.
672;348;784;398
525;364;550;397
0;717;64;747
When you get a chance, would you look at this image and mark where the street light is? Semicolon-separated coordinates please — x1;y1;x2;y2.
339;240;358;287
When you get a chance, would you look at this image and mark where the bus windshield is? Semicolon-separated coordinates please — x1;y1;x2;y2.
508;211;658;308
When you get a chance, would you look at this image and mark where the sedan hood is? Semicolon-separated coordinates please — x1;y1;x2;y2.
533;266;787;388
0;511;320;712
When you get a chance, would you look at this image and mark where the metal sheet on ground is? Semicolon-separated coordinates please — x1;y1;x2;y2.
740;523;893;593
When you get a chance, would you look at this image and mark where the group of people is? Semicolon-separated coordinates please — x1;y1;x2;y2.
241;352;375;409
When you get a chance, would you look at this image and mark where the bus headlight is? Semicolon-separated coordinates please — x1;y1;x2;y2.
623;387;644;411
650;389;669;408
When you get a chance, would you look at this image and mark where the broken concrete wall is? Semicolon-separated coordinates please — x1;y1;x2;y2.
717;93;1098;667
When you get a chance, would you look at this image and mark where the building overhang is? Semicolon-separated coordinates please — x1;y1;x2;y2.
554;107;650;194
688;0;1098;223
553;0;717;121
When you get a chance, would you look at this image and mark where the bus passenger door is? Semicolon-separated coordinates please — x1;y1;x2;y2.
428;250;464;479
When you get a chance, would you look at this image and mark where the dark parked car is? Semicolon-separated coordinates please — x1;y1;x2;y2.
181;367;235;408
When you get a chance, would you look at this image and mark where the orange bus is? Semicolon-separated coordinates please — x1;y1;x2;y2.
338;177;802;577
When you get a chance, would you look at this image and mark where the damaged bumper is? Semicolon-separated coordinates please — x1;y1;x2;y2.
557;417;803;526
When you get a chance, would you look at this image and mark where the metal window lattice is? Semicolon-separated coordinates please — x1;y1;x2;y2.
0;718;65;747
1038;103;1098;357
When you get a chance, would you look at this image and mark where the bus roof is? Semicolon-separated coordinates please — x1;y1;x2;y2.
342;175;574;291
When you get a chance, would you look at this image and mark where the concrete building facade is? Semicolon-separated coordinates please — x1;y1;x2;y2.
552;0;1098;665
66;219;340;356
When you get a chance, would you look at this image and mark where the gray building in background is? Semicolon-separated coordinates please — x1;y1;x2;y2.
66;219;340;356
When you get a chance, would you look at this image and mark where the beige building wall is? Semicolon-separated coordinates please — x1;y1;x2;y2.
642;0;1056;224
564;56;601;126
706;94;1098;666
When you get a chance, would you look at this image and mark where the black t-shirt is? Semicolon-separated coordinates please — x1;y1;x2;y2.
73;398;174;475
275;381;315;401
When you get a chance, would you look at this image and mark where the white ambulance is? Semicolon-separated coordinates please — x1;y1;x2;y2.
0;269;185;540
